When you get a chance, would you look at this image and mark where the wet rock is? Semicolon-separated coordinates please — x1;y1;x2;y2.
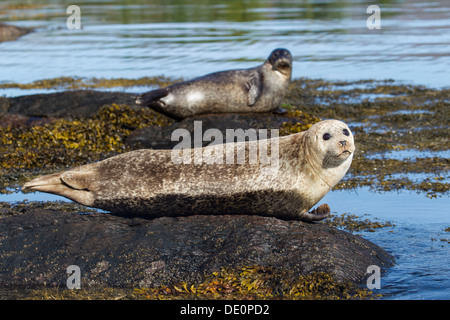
0;23;32;42
0;113;30;128
6;90;137;119
0;209;394;290
126;112;299;149
0;97;9;118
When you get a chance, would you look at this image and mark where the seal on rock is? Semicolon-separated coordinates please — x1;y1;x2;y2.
135;48;293;120
22;119;354;222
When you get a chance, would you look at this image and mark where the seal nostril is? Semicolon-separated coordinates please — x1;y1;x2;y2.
340;141;346;146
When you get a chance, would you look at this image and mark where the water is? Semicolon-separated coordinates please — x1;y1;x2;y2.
0;0;449;90
317;188;450;300
0;0;449;299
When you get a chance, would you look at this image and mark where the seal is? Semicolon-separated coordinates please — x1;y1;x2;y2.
22;119;354;222
135;48;292;120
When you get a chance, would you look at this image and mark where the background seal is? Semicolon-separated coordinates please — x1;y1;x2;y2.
135;48;292;120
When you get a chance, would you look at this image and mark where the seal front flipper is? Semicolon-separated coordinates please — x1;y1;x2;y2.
298;204;331;222
22;171;95;206
245;72;262;106
135;88;169;106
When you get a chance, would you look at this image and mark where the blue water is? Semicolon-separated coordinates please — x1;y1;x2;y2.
0;0;449;299
1;0;449;90
317;188;450;300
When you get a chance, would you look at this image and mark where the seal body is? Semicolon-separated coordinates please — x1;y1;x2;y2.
22;120;354;222
135;48;292;120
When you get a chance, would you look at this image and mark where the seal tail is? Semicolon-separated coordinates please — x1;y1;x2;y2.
22;171;95;206
135;88;169;105
300;204;331;222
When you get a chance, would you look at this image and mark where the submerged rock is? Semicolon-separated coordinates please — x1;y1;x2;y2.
0;209;394;290
6;90;137;119
0;23;32;42
125;112;306;149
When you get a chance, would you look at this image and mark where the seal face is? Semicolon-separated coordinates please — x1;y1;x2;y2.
22;119;354;222
135;48;293;120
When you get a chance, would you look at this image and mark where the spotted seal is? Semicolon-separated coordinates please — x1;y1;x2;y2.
22;119;354;222
135;48;292;120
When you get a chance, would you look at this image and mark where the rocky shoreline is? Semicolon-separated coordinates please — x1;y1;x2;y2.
1;77;447;299
0;208;394;292
0;88;397;299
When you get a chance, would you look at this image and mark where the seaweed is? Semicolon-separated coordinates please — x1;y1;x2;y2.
27;266;376;300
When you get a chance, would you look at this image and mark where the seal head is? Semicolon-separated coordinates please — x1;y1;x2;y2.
267;48;292;76
304;119;355;189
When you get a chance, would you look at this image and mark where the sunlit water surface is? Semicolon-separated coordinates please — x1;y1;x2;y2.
0;0;449;90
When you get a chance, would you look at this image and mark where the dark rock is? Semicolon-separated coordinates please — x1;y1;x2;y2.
126;113;296;149
0;209;394;290
0;97;9;118
7;90;137;119
0;23;32;42
0;113;30;128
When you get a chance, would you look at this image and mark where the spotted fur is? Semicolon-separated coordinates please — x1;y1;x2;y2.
23;120;354;222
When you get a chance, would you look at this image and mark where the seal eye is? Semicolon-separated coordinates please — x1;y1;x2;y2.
343;129;350;136
323;133;331;141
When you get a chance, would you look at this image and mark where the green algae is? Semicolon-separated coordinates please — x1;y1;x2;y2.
337;176;449;198
324;212;395;233
279;109;321;136
26;266;376;300
336;156;449;197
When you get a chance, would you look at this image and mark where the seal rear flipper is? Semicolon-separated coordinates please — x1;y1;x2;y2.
29;184;94;207
135;88;169;105
22;171;95;206
22;172;63;191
